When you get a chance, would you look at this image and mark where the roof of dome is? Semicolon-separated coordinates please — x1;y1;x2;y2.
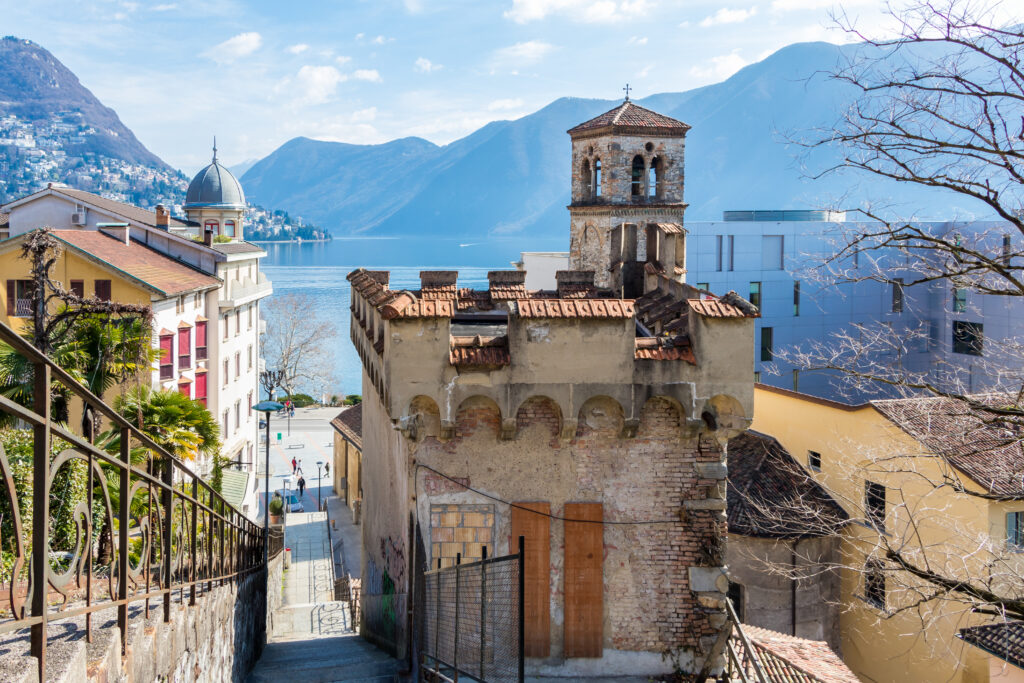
185;142;245;208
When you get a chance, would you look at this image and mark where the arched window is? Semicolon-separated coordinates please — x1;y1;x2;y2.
631;155;645;197
594;159;602;197
648;157;661;198
581;159;592;200
225;220;236;237
204;219;219;235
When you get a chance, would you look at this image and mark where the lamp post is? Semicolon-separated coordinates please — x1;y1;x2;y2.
256;368;285;564
316;461;323;510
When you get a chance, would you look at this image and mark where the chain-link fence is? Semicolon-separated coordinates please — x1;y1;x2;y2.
421;539;524;682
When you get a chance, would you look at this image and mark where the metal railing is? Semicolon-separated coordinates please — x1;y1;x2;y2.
0;319;265;681
420;538;524;683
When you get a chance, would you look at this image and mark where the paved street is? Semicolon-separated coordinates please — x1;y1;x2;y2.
256;406;339;518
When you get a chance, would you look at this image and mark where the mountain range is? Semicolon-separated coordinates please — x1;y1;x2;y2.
239;40;978;238
0;36;985;238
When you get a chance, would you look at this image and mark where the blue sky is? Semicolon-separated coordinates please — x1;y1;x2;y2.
7;0;902;171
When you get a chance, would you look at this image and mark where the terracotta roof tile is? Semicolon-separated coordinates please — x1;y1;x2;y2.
653;222;684;234
688;298;754;318
634;338;696;363
727;431;848;538
742;625;860;683
959;622;1024;670
330;404;362;450
50;230;219;297
516;298;634;319
54;187;189;228
568;101;691;135
871;394;1024;497
449;335;511;368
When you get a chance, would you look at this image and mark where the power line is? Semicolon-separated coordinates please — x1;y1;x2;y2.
415;463;683;525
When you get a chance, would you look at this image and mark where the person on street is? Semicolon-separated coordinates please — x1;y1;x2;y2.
291;456;297;474
297;475;305;499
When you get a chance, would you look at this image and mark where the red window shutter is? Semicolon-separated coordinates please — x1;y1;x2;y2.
95;280;111;301
196;373;207;399
5;280;13;316
178;328;190;354
70;280;84;298
178;382;190;398
564;503;603;658
159;335;173;364
196;321;207;347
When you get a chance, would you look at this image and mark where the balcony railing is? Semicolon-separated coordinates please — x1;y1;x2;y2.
219;274;273;309
0;318;268;682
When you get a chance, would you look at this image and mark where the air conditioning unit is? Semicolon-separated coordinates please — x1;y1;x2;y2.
71;211;87;225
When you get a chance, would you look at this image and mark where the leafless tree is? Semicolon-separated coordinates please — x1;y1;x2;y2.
739;0;1024;670
261;292;338;401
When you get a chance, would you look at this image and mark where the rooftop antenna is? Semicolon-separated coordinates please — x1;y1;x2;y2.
212;136;218;163
623;83;631;101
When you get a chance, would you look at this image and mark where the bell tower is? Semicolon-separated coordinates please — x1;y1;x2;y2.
567;96;690;296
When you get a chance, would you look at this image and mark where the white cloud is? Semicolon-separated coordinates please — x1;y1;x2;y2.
295;65;346;104
637;64;653;78
372;35;391;45
288;43;309;55
688;51;750;81
354;32;364;40
151;3;177;9
336;55;352;66
203;32;262;63
699;7;757;27
353;69;382;82
627;36;647;45
351;107;377;122
415;57;442;73
487;98;524;111
504;0;654;24
491;40;555;67
404;0;423;12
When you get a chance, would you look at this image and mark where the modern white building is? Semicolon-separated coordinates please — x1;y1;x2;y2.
0;146;272;517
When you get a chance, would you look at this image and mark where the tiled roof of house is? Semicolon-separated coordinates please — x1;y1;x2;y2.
210;242;264;254
727;430;848;538
634;336;695;363
871;393;1024;497
516;298;634;319
330;403;363;450
0;213;8;227
742;625;860;683
688;292;759;318
959;621;1024;670
568;101;691;135
50;230;220;297
450;336;511;368
54;187;190;228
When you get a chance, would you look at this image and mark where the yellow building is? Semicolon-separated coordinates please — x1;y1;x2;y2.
330;403;362;522
751;383;1024;682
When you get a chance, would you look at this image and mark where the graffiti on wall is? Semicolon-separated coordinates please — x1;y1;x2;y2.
363;535;406;647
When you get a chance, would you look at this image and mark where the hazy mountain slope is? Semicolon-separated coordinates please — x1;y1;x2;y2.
0;37;168;168
241;39;990;236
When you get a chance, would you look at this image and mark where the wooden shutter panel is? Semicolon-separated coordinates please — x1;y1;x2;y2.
196;320;207;347
511;503;551;658
5;280;13;316
159;335;173;364
564;502;603;658
195;373;207;399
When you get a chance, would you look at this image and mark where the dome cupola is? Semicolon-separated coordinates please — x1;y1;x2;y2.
184;139;245;209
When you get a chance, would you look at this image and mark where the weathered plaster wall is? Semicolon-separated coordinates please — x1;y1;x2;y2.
726;534;842;652
359;376;411;658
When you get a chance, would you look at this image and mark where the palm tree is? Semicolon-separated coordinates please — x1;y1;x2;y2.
110;386;221;462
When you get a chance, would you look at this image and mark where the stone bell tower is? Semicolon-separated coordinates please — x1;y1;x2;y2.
567;96;690;296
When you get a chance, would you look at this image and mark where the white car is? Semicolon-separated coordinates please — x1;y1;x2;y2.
277;490;304;513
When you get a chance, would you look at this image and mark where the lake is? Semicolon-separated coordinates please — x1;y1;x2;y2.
261;234;565;397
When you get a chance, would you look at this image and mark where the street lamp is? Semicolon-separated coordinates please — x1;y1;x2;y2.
316;461;323;510
256;368;285;564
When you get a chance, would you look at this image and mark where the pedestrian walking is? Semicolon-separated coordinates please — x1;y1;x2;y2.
297;475;305;499
291;456;297;474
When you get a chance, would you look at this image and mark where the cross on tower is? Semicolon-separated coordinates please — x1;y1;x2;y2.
623;83;631;101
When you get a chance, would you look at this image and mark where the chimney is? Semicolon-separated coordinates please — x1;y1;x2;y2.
556;270;596;298
155;204;169;229
204;228;214;247
487;270;526;288
419;271;458;296
98;222;131;245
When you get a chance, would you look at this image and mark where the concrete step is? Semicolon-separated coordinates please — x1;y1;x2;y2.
247;660;399;683
247;633;401;683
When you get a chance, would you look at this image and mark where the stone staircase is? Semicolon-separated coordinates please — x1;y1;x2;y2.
247;512;400;683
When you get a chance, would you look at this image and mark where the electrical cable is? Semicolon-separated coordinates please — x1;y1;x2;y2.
415;462;684;525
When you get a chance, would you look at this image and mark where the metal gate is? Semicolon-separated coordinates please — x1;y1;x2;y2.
420;538;524;682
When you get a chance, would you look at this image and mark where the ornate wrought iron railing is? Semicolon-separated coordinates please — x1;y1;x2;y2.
0;318;266;681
